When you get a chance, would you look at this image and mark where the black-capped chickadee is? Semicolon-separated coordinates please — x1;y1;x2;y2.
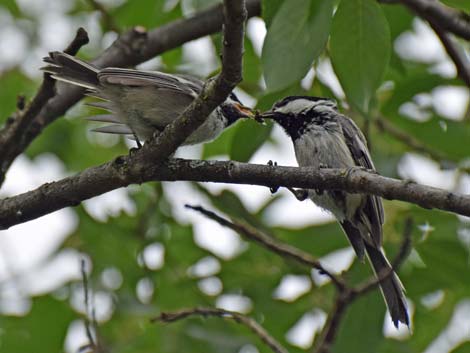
42;51;253;145
260;96;409;327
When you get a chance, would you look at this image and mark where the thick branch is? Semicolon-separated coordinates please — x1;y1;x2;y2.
152;307;290;353
381;0;470;40
0;0;261;186
133;0;247;164
1;159;470;229
185;205;345;289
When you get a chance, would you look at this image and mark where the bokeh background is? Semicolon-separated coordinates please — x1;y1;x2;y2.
0;0;470;352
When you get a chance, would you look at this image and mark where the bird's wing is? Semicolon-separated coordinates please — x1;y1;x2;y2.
339;115;384;245
97;68;202;98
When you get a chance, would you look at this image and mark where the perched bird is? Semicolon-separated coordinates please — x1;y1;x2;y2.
41;51;253;145
259;96;409;327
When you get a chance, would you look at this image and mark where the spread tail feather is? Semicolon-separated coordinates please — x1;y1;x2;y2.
365;243;409;327
41;51;99;90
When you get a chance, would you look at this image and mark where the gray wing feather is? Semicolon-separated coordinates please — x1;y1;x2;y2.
98;68;201;98
339;115;385;244
84;114;121;123
92;124;133;135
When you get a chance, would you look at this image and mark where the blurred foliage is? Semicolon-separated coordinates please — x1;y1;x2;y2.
1;1;470;353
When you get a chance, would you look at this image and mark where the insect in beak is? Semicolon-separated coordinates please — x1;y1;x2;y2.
232;102;256;118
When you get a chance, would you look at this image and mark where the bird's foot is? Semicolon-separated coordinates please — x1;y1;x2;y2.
267;160;279;194
288;188;309;201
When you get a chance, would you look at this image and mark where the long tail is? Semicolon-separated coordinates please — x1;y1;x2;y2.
41;51;100;90
365;243;409;328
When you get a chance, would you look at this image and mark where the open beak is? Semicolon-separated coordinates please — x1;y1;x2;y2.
233;102;256;118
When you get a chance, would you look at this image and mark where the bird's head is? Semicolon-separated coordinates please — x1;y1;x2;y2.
220;93;255;126
258;96;338;139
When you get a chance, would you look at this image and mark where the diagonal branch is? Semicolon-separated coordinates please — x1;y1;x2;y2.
0;27;89;185
185;204;345;290
313;219;413;353
380;0;470;40
1;158;470;229
152;307;290;353
429;22;470;87
133;0;247;164
375;117;453;163
0;0;261;187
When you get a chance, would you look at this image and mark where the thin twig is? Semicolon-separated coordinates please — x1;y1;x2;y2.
380;0;470;40
430;22;470;87
312;290;351;353
375;117;452;163
0;27;89;185
152;307;290;353
185;204;345;290
80;259;96;349
313;219;413;353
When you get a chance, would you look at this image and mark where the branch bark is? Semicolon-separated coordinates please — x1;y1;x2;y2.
381;0;470;40
430;22;470;87
152;307;290;353
0;0;261;187
133;0;247;164
313;219;413;353
1;158;470;229
185;204;345;290
0;27;89;185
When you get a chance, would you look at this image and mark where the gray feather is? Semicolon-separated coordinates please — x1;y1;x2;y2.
85;101;114;112
92;124;133;135
41;51;99;90
84;114;121;123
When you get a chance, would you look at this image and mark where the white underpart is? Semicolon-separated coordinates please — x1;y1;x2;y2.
294;125;362;220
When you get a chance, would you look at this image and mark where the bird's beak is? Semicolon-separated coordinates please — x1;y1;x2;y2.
257;111;276;119
232;102;256;118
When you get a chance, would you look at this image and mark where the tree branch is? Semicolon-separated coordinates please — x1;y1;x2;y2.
152;307;290;353
1;158;470;229
185;205;345;290
133;0;247;165
0;27;89;185
375;117;453;163
380;0;470;40
0;0;261;187
429;22;470;87
313;219;413;353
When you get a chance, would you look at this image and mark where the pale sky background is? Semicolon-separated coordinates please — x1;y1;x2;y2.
0;1;469;352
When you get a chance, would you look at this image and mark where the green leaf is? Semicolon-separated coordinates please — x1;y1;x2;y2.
229;120;273;162
0;296;75;353
112;0;182;28
261;0;284;27
202;124;238;159
0;70;36;121
451;342;470;353
262;0;333;92
330;0;391;113
440;0;470;12
0;1;21;17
